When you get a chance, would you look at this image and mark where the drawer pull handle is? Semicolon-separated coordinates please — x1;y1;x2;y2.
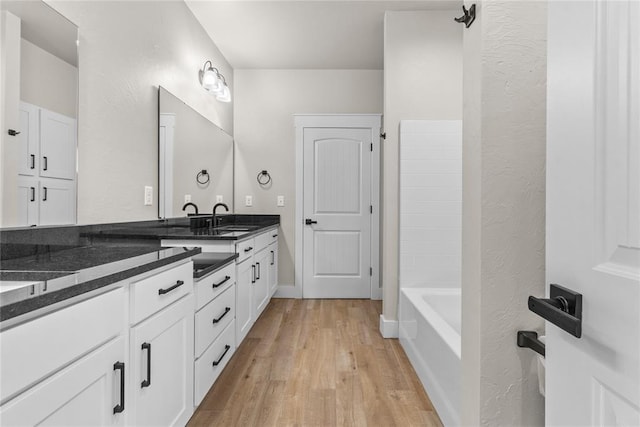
271;250;275;266
141;343;151;388
212;275;231;289
113;362;125;414
256;262;261;280
42;186;48;202
244;246;253;253
272;234;278;238
42;156;48;171
212;307;231;324
158;280;184;295
252;265;256;284
212;345;231;366
30;187;35;202
30;154;35;169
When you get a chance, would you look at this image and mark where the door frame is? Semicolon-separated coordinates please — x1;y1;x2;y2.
292;114;382;300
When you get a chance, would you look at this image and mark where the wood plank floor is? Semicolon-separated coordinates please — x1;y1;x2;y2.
188;299;443;427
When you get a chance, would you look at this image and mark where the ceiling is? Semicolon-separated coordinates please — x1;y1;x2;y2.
185;0;461;70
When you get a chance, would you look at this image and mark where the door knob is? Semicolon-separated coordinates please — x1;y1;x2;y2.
305;219;317;225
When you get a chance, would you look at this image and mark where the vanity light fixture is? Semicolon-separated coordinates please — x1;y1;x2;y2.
199;60;231;103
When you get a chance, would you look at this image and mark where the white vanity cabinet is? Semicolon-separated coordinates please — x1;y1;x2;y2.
128;262;194;427
193;262;236;405
0;288;127;426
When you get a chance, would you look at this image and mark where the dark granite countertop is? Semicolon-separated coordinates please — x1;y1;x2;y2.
87;215;279;242
192;252;238;279
0;214;279;325
0;244;200;323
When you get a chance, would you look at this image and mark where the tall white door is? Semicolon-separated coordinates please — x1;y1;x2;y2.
39;109;76;180
546;1;640;425
302;127;372;298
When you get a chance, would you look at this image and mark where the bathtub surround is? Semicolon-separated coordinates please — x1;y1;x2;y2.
399;120;462;289
461;1;547;426
382;11;463;324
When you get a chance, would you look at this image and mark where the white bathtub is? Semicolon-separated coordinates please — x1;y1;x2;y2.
399;287;461;427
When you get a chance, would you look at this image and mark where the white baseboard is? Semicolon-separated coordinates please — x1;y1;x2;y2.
273;284;301;299
379;314;399;338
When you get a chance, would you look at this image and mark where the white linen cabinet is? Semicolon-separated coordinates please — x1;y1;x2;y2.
16;102;76;226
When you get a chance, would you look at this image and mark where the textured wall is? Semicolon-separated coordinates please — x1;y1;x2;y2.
233;69;383;287
383;11;463;321
21;39;77;119
46;0;233;224
461;1;547;425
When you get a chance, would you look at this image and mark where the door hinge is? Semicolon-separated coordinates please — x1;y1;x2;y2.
380;132;386;140
369;205;373;214
369;267;373;277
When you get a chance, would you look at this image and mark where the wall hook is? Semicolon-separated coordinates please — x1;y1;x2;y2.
454;4;476;28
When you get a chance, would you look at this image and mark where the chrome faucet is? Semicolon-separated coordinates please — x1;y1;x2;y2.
182;202;199;215
212;202;229;227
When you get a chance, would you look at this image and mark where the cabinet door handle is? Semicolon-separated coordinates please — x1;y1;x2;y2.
212;307;231;324
42;187;47;202
272;234;278;238
212;345;231;366
42;156;48;171
30;187;35;202
113;362;125;414
212;275;231;289
158;280;184;295
271;250;274;266
141;343;151;388
256;262;261;280
251;265;256;284
244;246;253;253
30;154;35;169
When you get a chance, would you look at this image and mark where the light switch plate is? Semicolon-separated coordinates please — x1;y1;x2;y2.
144;186;153;206
277;195;285;207
245;195;253;207
184;194;191;203
216;195;223;203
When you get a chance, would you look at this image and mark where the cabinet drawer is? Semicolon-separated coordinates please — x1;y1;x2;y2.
195;284;235;358
254;231;273;253
131;262;192;325
235;238;255;263
195;262;235;310
0;288;124;404
194;320;235;406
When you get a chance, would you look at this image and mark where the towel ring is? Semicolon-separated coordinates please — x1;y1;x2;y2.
197;170;210;185
257;170;271;186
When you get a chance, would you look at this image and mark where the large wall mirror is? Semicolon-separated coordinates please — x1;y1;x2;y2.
0;0;78;228
158;86;233;218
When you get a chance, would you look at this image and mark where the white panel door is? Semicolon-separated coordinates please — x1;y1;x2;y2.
235;258;254;344
0;337;126;427
16;176;38;226
38;177;76;226
18;102;39;176
546;1;640;425
130;296;194;427
39;109;76;180
303;128;371;298
254;248;270;318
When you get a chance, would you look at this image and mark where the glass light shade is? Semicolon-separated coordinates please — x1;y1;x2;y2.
216;84;231;103
202;67;218;91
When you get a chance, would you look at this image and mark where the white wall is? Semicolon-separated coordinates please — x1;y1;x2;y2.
21;39;77;119
383;11;462;320
399;120;462;289
46;0;233;224
233;69;382;287
461;1;546;425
